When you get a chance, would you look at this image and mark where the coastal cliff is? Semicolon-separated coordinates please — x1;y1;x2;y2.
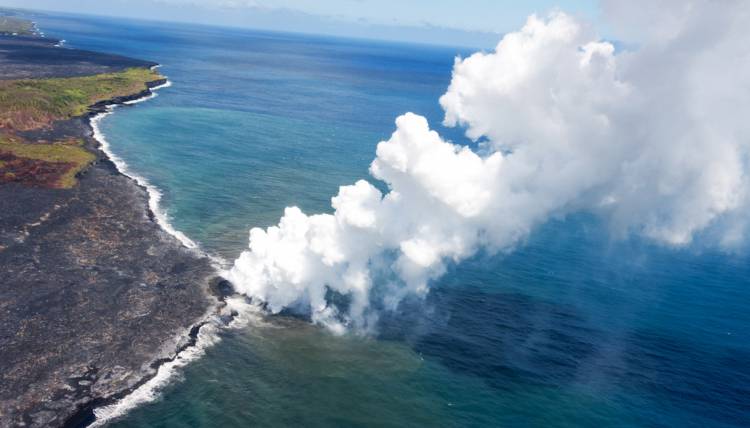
0;27;217;427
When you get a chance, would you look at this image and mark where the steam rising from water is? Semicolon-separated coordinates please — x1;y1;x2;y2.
228;0;750;332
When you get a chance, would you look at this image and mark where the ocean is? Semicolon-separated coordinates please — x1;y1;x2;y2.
33;11;750;427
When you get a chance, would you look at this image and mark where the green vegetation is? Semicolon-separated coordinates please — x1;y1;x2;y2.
0;68;164;130
0;137;95;188
0;16;34;35
0;66;162;187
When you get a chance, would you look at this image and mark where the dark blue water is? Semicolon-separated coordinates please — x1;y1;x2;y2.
34;11;750;427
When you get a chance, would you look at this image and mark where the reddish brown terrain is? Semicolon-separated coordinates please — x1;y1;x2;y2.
0;151;76;187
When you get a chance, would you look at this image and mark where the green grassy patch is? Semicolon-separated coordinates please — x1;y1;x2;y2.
0;68;164;130
0;137;95;188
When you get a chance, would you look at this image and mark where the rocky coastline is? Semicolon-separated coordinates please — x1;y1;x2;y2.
0;30;222;427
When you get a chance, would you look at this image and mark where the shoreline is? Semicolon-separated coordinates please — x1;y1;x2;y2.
84;294;265;427
0;32;228;425
88;79;199;251
89;78;228;270
0;19;234;427
67;76;231;427
63;315;225;428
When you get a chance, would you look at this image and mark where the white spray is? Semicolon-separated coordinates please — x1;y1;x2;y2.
227;0;750;332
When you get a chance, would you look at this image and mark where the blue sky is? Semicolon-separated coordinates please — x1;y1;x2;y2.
2;0;600;47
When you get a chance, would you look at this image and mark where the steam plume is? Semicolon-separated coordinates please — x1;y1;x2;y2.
227;1;750;331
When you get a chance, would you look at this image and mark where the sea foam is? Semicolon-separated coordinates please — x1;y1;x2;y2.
90;80;206;255
88;80;233;425
89;321;222;427
89;299;265;426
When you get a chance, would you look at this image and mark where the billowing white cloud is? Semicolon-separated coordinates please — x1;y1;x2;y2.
227;0;750;332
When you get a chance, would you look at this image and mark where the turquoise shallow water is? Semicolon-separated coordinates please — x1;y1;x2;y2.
34;12;750;427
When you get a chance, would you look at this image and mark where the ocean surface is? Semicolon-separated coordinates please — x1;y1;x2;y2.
34;12;750;427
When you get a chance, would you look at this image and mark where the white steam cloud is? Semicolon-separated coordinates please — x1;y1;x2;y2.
227;0;750;332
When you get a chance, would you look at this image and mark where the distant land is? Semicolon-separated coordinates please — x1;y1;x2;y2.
0;16;35;35
0;4;502;49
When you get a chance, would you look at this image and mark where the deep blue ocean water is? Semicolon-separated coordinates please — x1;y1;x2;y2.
33;11;750;427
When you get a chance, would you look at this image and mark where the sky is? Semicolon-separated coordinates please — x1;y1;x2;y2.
0;0;600;47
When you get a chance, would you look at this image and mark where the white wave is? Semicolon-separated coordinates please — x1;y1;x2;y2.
89;321;222;427
152;80;173;90
89;80;232;272
87;81;239;425
122;81;173;105
121;94;155;105
91;106;200;251
89;302;265;426
224;296;270;329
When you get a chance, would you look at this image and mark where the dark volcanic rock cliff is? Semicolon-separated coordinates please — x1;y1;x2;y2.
0;30;217;427
0;35;157;80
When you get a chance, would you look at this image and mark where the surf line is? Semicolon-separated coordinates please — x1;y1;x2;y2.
90;79;194;245
89;76;226;270
82;72;237;427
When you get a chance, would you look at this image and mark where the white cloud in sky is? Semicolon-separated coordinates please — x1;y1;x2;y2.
227;0;750;332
